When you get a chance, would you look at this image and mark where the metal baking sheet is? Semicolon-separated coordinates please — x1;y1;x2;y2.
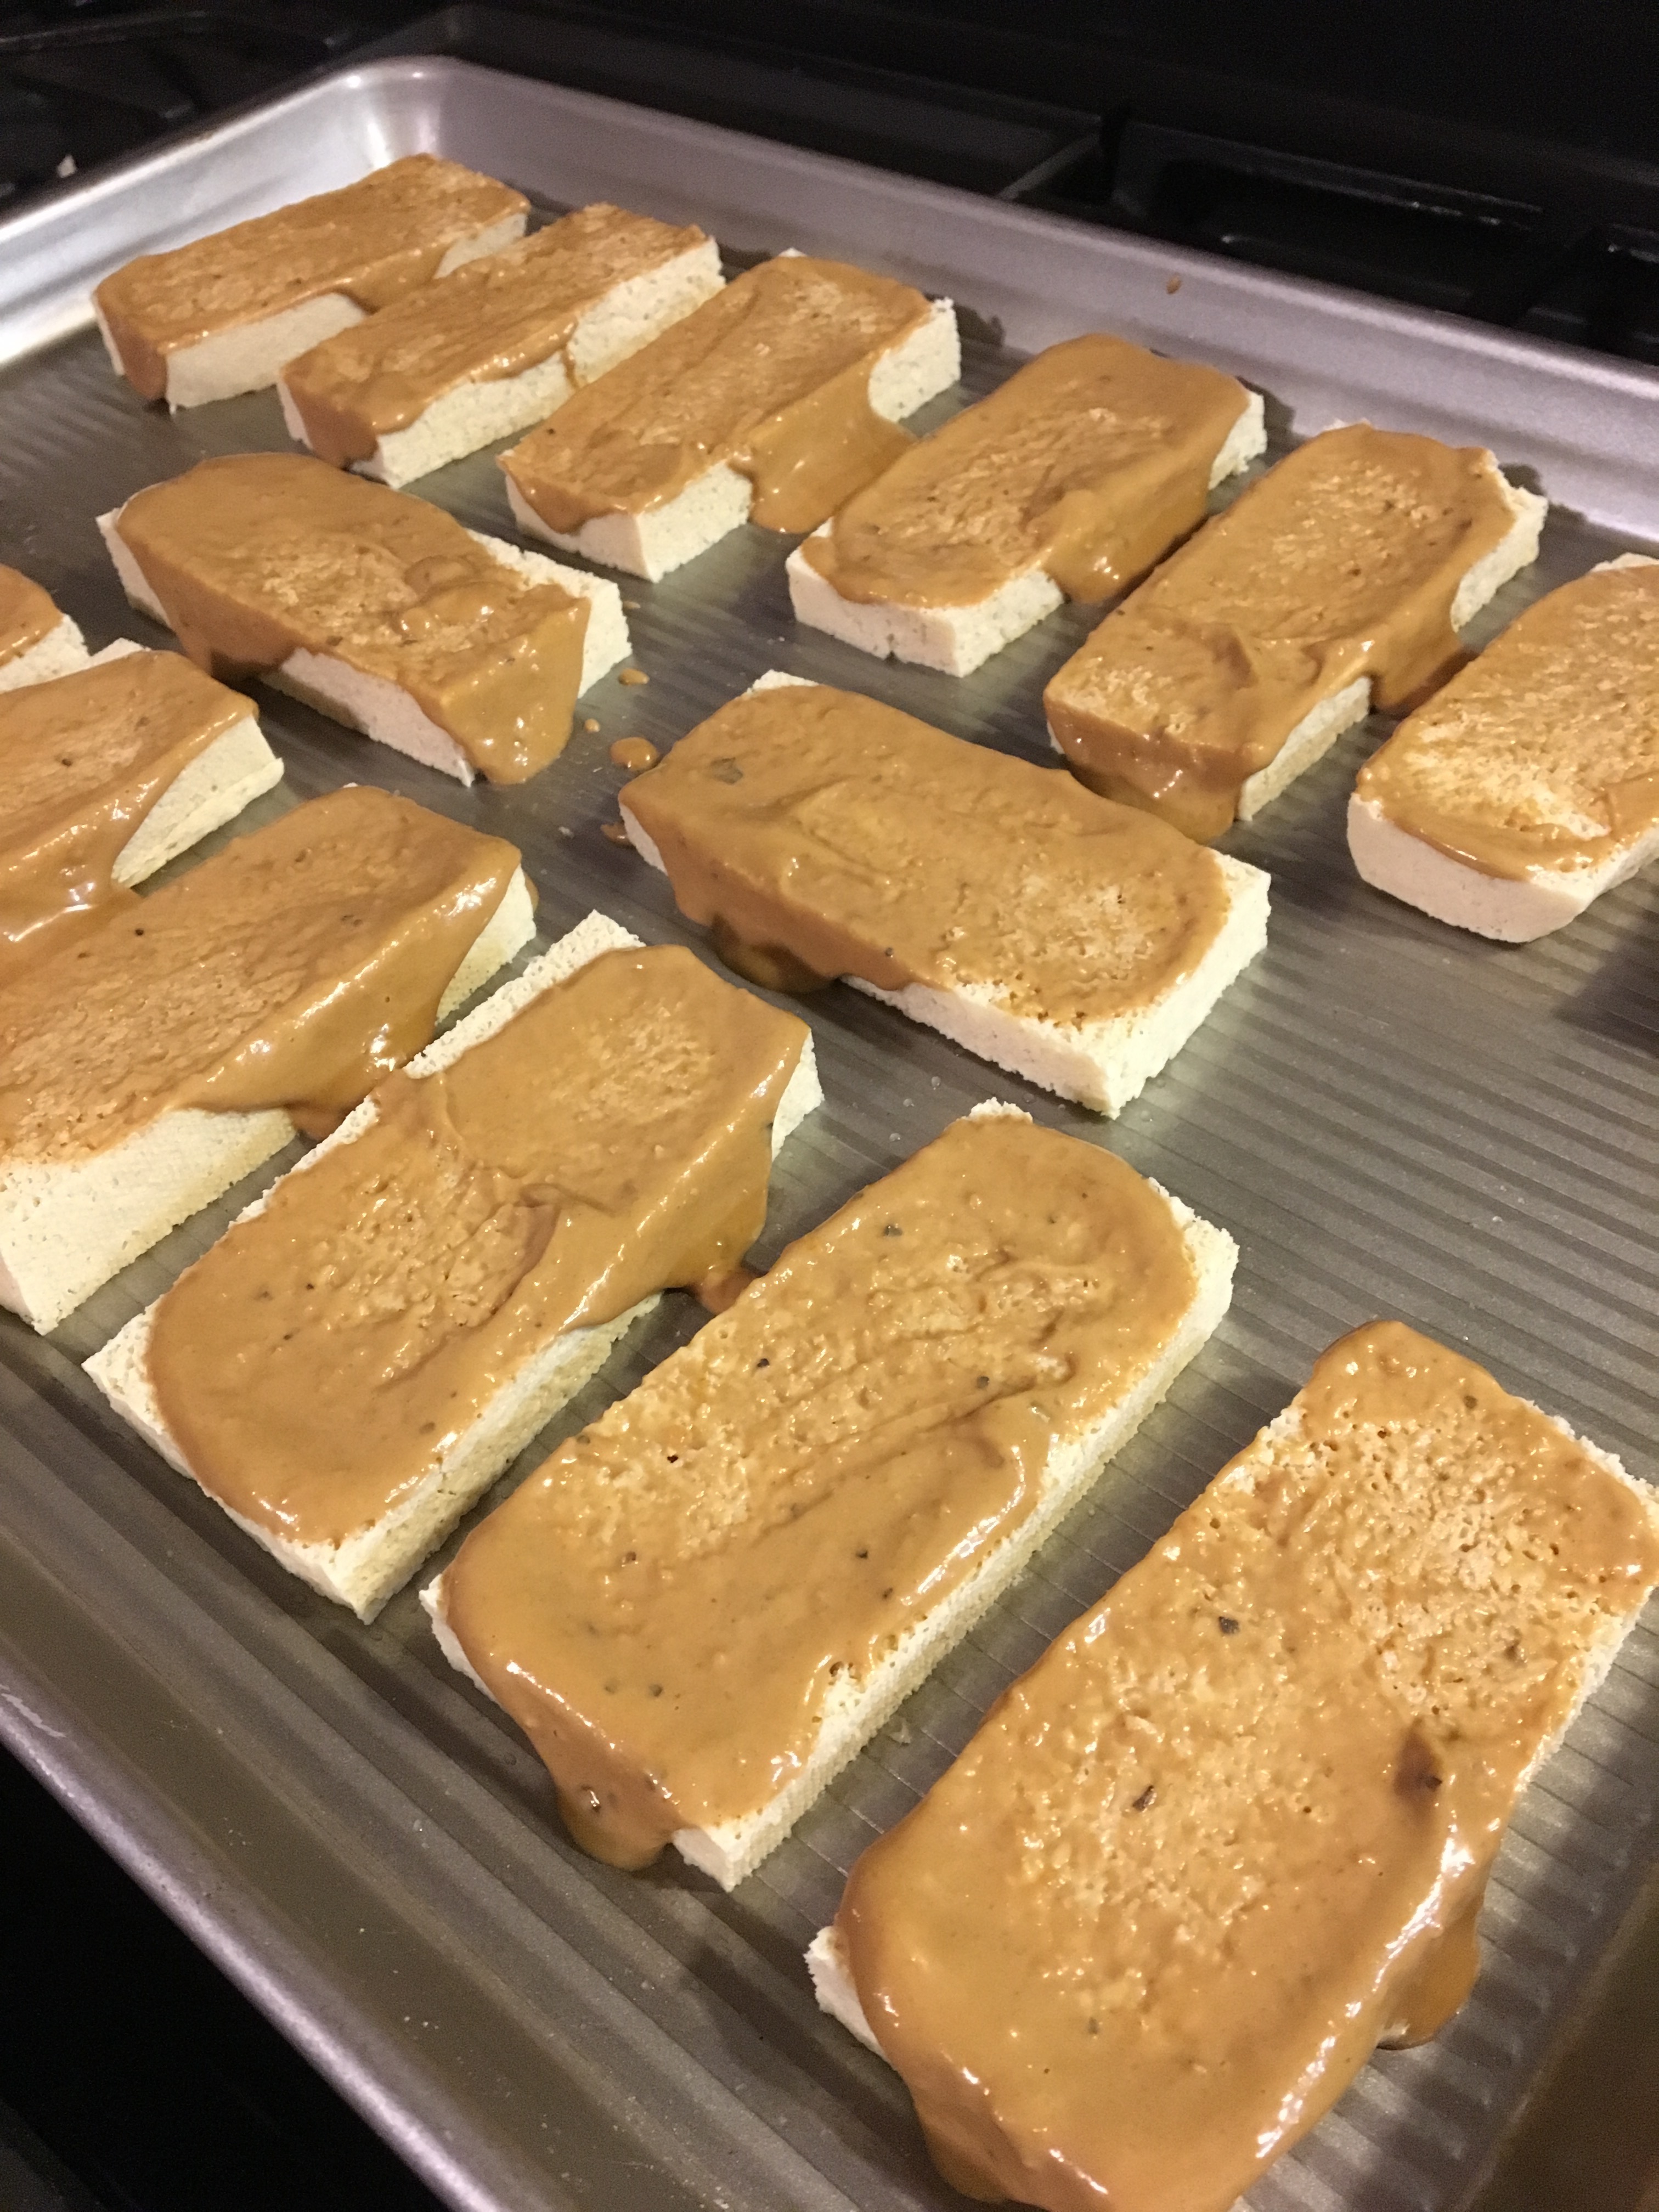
0;55;1654;2212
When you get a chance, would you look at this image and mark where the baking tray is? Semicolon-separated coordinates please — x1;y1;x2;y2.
0;54;1654;2212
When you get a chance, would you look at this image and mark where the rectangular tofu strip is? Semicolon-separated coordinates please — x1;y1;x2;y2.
0;566;87;692
100;452;628;785
620;674;1268;1114
425;1105;1235;1887
1045;423;1546;839
810;1321;1659;2212
0;644;282;984
94;154;529;409
279;204;724;488
0;785;532;1331
787;333;1264;676
1350;555;1659;939
500;253;960;579
87;915;820;1621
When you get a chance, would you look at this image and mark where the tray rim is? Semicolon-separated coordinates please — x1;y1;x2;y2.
7;51;1659;532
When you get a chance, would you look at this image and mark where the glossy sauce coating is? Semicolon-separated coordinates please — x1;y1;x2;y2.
441;1113;1198;1867
0;786;519;1159
0;650;249;983
622;682;1232;1023
608;736;659;773
95;155;528;401
0;566;60;665
799;334;1249;608
837;1322;1659;2212
1045;425;1522;838
500;255;932;535
282;204;710;466
116;454;590;782
1358;559;1659;878
149;946;808;1549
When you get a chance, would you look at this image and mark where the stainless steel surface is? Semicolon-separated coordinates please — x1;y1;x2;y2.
0;55;1654;2212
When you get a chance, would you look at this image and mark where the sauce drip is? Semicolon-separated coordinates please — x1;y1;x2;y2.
115;454;591;783
439;1113;1198;1868
621;682;1233;1026
799;334;1249;610
500;256;933;537
95;155;528;401
1045;424;1523;839
1357;558;1659;878
0;566;60;667
149;945;807;1550
0;651;251;985
0;785;520;1160
837;1322;1659;2212
282;204;712;467
608;736;659;773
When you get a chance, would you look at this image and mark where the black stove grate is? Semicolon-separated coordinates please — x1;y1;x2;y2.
7;0;1659;365
0;0;1102;210
0;3;363;198
1020;86;1659;366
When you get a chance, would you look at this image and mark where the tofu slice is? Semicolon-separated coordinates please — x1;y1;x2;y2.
1043;423;1547;839
425;1104;1236;1887
93;154;528;410
278;206;724;489
501;252;960;581
620;673;1268;1116
0;565;88;695
0;616;88;692
0;563;88;690
809;1322;1659;2212
1349;555;1659;939
86;912;821;1621
786;336;1266;677
100;453;629;786
0;787;532;1333
100;661;285;891
0;640;283;981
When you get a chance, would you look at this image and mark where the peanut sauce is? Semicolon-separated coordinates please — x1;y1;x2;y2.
95;155;528;402
620;681;1232;1024
836;1322;1659;2212
797;334;1250;608
439;1112;1199;1869
1046;425;1523;838
0;785;520;1160
281;204;713;467
115;453;592;782
608;736;659;773
0;650;250;983
148;945;808;1551
1357;558;1659;878
500;255;934;537
0;566;60;667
